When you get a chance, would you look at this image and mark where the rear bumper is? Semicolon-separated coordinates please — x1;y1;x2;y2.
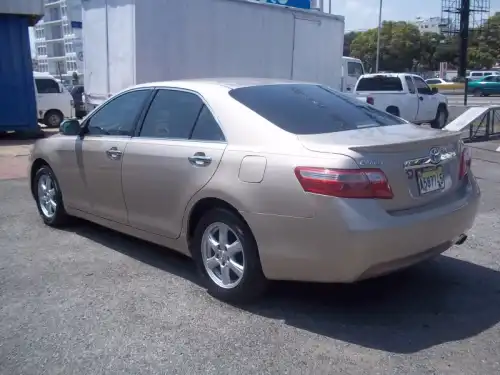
243;175;480;283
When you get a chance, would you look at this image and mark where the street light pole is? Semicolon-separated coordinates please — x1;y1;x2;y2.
375;0;383;72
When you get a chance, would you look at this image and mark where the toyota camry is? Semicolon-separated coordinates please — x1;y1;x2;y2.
29;78;480;303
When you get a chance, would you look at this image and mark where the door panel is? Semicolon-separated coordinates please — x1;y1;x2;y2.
413;76;437;122
50;136;89;212
122;139;225;238
121;88;227;238
75;88;153;222
403;76;419;122
78;136;129;223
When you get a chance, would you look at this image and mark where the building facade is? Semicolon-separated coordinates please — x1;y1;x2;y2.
33;0;82;78
414;17;450;34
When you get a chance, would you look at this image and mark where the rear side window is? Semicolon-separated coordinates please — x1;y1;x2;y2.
229;84;404;135
426;79;440;85
140;90;203;139
356;76;403;91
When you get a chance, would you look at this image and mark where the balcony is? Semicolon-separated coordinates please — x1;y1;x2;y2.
44;0;63;6
43;19;63;25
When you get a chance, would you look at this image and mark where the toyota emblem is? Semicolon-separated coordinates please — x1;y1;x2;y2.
429;147;442;164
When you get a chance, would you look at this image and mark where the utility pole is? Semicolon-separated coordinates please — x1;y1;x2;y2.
375;0;383;72
458;0;470;106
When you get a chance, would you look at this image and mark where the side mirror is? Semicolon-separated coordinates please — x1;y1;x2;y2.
431;87;439;94
60;119;81;136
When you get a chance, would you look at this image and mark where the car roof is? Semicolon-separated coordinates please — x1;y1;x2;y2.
132;77;314;90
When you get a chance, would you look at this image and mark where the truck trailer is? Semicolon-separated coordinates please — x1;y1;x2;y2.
82;0;345;110
0;0;44;135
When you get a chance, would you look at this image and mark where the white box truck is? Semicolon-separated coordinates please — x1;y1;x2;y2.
82;0;345;110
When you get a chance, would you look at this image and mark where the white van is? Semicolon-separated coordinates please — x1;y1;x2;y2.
33;72;73;128
341;56;365;93
467;70;500;81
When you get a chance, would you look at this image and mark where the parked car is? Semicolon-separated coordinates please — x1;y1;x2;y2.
425;78;454;85
467;75;500;96
353;73;449;129
34;72;73;128
29;79;480;303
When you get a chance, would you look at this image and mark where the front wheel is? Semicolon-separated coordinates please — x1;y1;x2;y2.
43;110;64;128
191;208;268;304
430;106;448;129
33;165;71;227
473;88;483;97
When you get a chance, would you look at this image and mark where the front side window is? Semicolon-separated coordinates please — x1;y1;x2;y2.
35;78;60;94
139;90;203;139
347;61;364;77
229;84;404;135
413;77;432;95
86;89;151;136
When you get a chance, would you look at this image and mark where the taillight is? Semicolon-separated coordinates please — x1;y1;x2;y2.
294;167;393;199
366;96;374;105
459;146;471;179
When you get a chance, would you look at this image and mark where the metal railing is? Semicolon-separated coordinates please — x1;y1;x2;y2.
445;105;500;142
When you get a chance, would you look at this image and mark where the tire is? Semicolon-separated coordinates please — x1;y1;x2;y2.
473;89;482;97
430;106;448;129
43;110;64;128
33;165;71;227
191;208;268;304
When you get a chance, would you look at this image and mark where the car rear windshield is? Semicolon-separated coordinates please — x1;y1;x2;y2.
228;84;405;135
356;76;403;91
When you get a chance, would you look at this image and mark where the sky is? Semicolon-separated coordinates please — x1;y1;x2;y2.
329;0;500;31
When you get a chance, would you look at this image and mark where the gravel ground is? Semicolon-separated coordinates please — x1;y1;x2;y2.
1;145;500;375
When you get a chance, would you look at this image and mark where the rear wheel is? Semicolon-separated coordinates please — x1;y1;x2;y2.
192;208;268;304
473;88;483;97
43;110;64;128
33;165;70;227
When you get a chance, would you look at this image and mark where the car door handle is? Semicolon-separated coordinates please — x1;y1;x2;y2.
188;152;212;167
106;147;122;160
419;96;424;101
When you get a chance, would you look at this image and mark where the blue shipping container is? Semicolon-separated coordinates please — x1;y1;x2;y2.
0;14;38;132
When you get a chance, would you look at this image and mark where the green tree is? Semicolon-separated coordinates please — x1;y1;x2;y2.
350;21;421;72
467;12;500;69
419;32;446;70
343;31;359;56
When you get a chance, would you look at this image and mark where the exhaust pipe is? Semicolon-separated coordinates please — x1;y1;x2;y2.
455;234;468;245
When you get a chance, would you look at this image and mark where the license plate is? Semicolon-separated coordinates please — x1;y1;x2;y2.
416;166;445;195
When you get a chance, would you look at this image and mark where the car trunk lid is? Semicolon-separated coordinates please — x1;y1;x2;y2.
297;124;463;211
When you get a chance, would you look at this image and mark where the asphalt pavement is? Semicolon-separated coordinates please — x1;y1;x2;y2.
1;140;500;374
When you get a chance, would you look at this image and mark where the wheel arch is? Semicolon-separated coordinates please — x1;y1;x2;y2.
386;105;400;116
186;197;254;253
30;158;50;198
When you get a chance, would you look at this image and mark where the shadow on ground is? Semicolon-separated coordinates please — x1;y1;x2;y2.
65;219;500;355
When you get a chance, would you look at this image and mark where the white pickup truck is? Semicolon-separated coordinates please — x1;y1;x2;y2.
353;73;449;129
